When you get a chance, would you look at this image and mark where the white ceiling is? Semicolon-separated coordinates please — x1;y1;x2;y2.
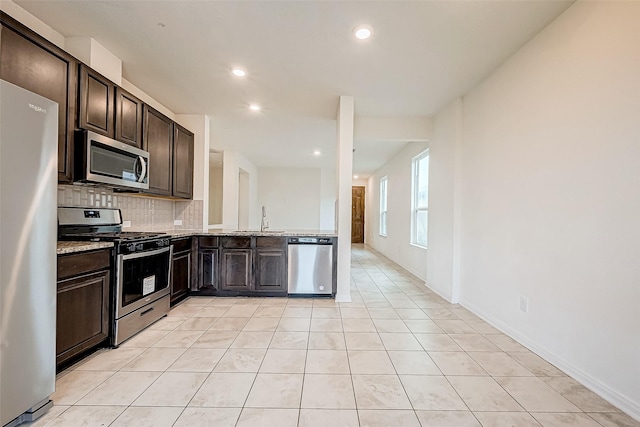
15;0;573;177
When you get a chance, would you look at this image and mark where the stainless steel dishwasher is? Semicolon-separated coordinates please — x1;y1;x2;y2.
287;237;335;296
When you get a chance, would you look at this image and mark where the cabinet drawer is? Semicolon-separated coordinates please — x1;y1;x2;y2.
199;236;219;248
222;236;252;249
256;236;286;249
172;237;192;253
58;249;111;280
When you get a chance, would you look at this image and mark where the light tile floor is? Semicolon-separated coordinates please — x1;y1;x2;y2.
28;245;639;427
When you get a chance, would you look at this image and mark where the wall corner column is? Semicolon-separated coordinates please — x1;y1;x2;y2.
335;96;354;302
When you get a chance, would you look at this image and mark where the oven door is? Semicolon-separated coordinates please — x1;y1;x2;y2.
116;245;172;319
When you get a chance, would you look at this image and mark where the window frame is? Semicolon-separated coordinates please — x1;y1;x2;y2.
379;175;388;237
411;149;429;248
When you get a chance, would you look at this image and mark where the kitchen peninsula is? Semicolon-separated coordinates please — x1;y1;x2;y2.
55;227;336;370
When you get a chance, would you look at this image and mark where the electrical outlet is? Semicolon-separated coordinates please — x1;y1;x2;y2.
519;296;528;313
122;220;131;228
174;219;183;226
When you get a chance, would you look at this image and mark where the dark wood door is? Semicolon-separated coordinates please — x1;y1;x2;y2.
221;249;252;291
173;124;194;199
78;65;115;137
115;87;143;147
352;186;365;243
143;105;173;196
171;251;191;305
254;250;286;292
0;14;78;183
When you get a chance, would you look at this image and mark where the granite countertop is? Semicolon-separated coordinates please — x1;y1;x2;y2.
57;241;114;255
57;230;337;254
165;229;338;238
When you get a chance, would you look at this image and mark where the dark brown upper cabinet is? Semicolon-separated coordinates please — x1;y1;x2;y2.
173;123;194;199
0;12;78;183
115;87;143;148
78;64;115;138
143;105;173;196
142;106;194;199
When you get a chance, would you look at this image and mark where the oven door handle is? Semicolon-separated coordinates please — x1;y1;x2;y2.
119;245;172;261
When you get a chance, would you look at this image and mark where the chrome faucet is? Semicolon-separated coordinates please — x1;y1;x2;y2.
260;206;269;231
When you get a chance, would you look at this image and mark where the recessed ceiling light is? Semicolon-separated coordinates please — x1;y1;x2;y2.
353;25;373;40
353;175;359;179
231;68;246;77
249;104;261;111
313;150;321;156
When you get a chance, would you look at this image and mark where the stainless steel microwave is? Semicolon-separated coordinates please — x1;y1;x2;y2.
75;130;149;190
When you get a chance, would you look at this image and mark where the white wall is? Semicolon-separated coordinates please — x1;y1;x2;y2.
428;1;640;418
257;167;335;231
208;165;223;225
366;142;429;280
221;151;258;229
237;169;250;229
65;37;122;85
319;168;337;231
427;99;462;302
355;116;432;142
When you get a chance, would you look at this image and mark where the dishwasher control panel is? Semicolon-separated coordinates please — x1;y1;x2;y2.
288;237;332;244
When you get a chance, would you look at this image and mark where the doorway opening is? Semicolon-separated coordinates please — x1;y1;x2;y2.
351;186;365;243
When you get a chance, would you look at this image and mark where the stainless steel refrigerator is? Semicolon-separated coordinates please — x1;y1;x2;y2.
0;80;58;426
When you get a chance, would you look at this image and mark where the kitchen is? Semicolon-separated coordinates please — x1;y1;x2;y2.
1;0;640;427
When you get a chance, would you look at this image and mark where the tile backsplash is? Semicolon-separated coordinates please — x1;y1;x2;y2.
58;185;203;231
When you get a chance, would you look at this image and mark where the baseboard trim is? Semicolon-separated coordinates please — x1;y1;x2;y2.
459;298;640;422
424;281;454;304
367;247;426;282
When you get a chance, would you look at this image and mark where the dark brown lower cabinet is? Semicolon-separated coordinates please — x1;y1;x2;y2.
170;237;192;306
196;237;219;294
56;249;111;369
254;249;286;292
221;249;252;291
194;235;287;296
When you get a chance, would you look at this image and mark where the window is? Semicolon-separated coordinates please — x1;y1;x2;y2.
412;150;429;247
379;176;388;236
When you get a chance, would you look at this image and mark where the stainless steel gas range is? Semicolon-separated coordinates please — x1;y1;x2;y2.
58;207;172;346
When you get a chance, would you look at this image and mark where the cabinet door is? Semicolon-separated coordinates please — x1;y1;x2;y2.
56;269;110;367
115;87;143;147
171;251;191;305
143;105;173;196
198;248;219;291
221;249;252;291
173;124;194;199
0;15;78;183
254;250;286;292
78;65;115;137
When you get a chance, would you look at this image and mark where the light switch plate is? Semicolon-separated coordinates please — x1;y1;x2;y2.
122;220;132;228
174;219;183;226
